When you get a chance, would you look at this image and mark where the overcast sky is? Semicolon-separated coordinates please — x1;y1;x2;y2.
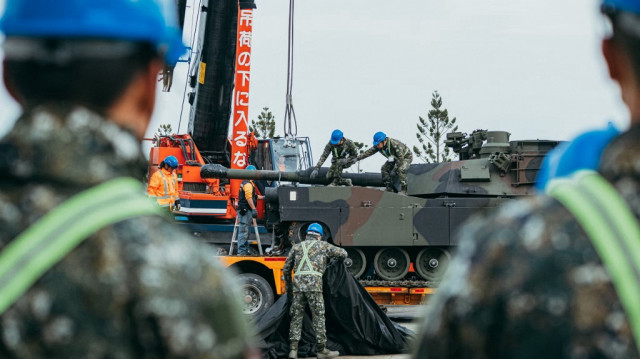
0;0;630;172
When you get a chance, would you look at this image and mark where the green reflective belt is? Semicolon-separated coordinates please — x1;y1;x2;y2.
0;177;162;315
295;241;322;276
547;170;640;349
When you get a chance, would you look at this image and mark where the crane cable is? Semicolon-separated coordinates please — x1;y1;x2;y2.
283;0;298;140
178;0;204;133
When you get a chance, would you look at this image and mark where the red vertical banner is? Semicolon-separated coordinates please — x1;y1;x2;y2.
230;8;254;199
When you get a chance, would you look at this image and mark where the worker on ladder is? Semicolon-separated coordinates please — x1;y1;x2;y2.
147;155;180;210
413;0;640;357
0;0;256;357
236;165;264;256
283;223;347;359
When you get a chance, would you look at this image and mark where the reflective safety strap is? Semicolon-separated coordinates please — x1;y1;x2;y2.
333;146;345;158
157;171;171;199
295;241;322;276
0;177;162;315
547;170;640;349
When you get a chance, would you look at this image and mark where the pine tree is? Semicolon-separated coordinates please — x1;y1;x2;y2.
413;91;458;163
249;107;276;139
153;124;173;145
352;141;367;173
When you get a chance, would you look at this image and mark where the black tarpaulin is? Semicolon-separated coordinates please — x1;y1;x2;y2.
253;261;414;359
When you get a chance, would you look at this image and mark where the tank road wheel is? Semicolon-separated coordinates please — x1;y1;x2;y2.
373;248;410;281
288;222;331;244
287;222;309;245
344;248;366;278
415;248;452;281
238;273;274;316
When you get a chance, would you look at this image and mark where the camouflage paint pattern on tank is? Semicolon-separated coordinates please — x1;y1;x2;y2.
272;186;510;247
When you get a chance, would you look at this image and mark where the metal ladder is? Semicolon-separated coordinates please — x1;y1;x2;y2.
229;216;263;256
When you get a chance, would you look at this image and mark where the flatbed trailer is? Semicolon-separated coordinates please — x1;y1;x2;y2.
218;255;435;316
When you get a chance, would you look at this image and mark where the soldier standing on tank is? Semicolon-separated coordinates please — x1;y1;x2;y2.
412;1;640;358
283;223;347;359
310;129;358;186
0;1;257;358
357;132;413;194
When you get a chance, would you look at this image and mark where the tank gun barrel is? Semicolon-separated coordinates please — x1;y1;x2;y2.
200;164;384;187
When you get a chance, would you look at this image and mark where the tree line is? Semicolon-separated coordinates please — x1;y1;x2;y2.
155;90;460;166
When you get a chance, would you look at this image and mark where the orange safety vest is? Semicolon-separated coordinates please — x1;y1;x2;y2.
147;168;178;207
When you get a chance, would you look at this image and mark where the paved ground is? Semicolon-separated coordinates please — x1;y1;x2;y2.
284;305;424;359
336;305;422;359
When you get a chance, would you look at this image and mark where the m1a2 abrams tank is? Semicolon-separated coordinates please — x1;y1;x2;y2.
201;130;560;284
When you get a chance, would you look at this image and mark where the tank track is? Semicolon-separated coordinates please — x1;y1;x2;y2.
358;279;439;288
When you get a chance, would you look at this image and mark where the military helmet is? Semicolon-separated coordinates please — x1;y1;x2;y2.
373;131;387;146
0;0;185;65
307;223;324;237
164;155;179;169
245;165;257;170
330;129;343;145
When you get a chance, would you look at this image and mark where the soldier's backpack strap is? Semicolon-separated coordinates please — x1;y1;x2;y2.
547;170;640;349
295;240;322;276
0;177;162;315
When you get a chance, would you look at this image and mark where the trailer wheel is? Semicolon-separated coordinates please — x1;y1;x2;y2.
238;273;274;316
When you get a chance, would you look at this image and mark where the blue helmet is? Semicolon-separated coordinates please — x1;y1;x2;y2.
330;129;343;145
307;223;324;237
373;131;387;146
0;0;186;65
245;165;257;170
164;155;178;169
602;0;640;14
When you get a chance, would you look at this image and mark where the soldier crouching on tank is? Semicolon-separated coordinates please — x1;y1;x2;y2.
283;223;347;359
310;129;358;186
357;132;413;194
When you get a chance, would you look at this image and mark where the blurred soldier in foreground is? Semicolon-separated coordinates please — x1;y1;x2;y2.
283;223;347;359
357;132;413;194
310;129;358;186
413;1;640;358
147;155;180;210
0;0;256;358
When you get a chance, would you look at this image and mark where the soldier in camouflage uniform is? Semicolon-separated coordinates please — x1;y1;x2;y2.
0;1;257;358
357;131;413;194
283;223;347;359
311;129;359;186
413;1;640;358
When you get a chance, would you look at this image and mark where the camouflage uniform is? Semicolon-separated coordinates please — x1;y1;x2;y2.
358;137;413;191
0;106;255;359
314;138;359;186
413;125;640;359
283;236;347;350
